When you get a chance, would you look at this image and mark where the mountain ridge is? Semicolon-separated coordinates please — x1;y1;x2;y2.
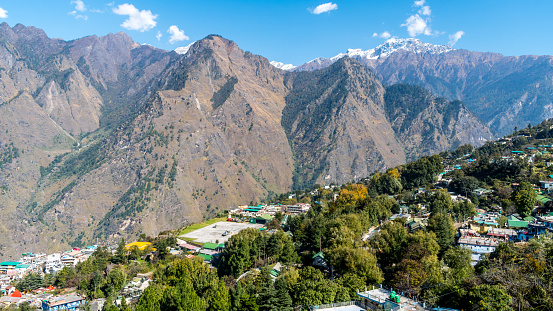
0;25;494;258
270;37;553;136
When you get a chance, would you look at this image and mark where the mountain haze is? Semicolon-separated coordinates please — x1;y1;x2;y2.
0;24;492;258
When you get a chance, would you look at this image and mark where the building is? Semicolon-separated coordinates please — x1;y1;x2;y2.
486;228;517;241
507;215;529;229
356;286;458;311
42;294;85;311
312;251;330;272
406;219;426;233
60;255;77;267
469;213;499;234
179;242;201;253
252;214;273;224
542;181;553;192
284;203;311;215
0;262;21;275
203;243;219;251
517;216;553;241
458;236;499;265
472;188;492;197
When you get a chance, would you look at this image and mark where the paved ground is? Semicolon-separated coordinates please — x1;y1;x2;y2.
320;306;365;311
180;221;263;244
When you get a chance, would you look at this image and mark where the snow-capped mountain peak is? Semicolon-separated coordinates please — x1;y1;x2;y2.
270;38;453;71
331;38;453;62
174;41;197;55
371;38;453;58
270;61;297;71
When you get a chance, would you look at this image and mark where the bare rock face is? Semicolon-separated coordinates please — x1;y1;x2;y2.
291;40;553;136
383;84;494;160
0;27;497;258
283;58;406;188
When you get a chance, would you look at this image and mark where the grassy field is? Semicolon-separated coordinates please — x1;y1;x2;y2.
177;217;227;236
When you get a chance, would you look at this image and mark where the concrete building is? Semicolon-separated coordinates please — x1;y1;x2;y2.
42;294;85;311
356;286;458;311
458;236;499;265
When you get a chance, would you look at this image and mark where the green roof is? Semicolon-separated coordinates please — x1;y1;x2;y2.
523;216;535;221
270;269;280;277
218;243;225;248
203;242;219;250
537;195;552;204
15;264;30;269
312;251;325;259
507;215;519;221
0;262;21;266
198;254;213;261
507;220;529;228
511;151;524;153
257;214;274;220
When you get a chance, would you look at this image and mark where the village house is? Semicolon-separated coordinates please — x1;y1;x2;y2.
458;236;499;266
0;262;21;275
42;294;85;311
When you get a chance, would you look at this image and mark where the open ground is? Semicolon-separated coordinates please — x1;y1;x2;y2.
180;221;263;244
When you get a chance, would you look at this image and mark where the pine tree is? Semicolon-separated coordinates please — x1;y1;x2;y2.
256;268;278;311
114;238;127;264
274;278;293;311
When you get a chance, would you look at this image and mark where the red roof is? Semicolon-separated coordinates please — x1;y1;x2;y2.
10;290;21;297
179;243;200;250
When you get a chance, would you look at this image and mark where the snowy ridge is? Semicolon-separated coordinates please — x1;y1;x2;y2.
280;38;454;71
174;41;197;55
270;61;297;71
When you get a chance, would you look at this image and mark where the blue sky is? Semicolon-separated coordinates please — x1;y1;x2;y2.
0;0;552;65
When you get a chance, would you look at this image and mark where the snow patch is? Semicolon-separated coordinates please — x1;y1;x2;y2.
174;41;196;55
302;38;453;68
270;61;297;71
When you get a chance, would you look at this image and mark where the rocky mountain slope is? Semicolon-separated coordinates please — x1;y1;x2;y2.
281;38;553;136
0;24;493;258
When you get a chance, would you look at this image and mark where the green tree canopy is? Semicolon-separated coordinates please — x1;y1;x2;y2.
511;181;536;218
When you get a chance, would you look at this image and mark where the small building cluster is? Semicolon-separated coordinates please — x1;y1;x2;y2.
229;203;311;220
177;240;226;264
357;285;458;311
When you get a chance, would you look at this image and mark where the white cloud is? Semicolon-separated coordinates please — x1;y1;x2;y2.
402;14;433;37
401;0;438;37
372;31;391;39
419;5;431;15
167;25;189;44
448;31;464;46
156;31;162;41
71;0;86;12
69;0;88;20
112;3;157;32
0;7;7;19
311;2;338;14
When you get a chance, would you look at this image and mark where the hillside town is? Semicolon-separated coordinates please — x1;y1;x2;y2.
0;202;315;310
2;124;553;310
